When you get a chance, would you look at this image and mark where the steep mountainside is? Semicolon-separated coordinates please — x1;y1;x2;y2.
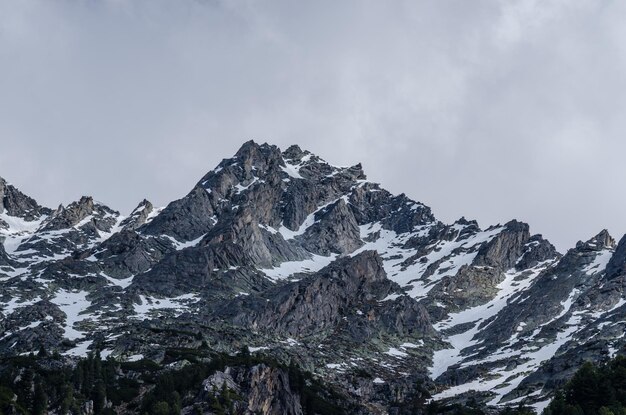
1;141;625;414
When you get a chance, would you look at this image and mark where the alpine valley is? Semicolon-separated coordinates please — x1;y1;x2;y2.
1;141;624;414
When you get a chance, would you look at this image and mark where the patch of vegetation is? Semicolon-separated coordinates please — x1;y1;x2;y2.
545;356;626;415
0;346;350;414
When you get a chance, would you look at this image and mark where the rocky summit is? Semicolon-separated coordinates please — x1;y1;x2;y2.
1;141;625;414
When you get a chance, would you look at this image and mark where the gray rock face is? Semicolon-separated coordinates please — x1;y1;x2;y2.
0;243;12;267
473;220;530;270
606;233;626;280
131;242;275;297
202;206;308;268
90;229;173;278
2;141;626;413
515;234;560;270
220;251;432;339
299;198;363;255
244;364;304;415
141;185;216;241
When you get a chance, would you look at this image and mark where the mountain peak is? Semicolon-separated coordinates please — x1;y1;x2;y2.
0;175;49;220
576;229;615;251
75;195;94;208
593;229;615;248
120;199;154;230
42;195;117;231
282;144;309;162
233;140;279;160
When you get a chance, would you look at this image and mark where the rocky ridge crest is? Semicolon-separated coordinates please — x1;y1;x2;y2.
1;141;625;413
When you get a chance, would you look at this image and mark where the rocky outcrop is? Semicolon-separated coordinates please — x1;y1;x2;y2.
120;199;154;230
13;197;120;259
1;183;45;225
428;265;504;312
0;177;50;220
244;365;303;415
42;196;117;232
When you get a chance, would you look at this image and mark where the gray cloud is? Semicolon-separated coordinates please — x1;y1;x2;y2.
0;0;625;251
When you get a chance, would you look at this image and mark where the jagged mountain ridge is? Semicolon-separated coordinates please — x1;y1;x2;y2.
1;140;625;413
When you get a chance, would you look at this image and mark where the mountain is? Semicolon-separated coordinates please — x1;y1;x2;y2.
1;141;625;414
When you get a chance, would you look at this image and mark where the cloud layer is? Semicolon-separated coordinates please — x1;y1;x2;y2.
1;0;624;251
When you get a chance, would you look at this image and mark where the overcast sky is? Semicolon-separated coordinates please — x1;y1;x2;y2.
1;0;625;251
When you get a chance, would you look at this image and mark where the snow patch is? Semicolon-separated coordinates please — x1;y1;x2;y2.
133;294;199;320
583;248;613;274
430;263;550;379
50;290;94;341
262;254;337;281
163;234;206;250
